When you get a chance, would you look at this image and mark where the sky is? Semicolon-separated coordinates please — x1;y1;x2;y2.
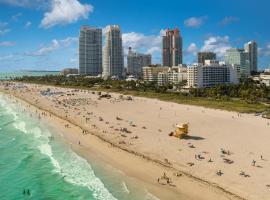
0;0;270;72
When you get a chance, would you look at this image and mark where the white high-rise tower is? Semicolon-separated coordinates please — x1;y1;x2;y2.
245;41;258;73
103;25;124;79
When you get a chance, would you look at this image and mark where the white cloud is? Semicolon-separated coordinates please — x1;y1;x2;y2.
41;0;93;28
24;21;32;29
69;58;78;63
0;0;48;8
220;16;239;26
122;31;162;55
25;39;60;56
11;13;22;21
184;16;207;28
24;37;77;56
0;28;10;36
0;41;15;46
258;43;270;57
0;21;8;27
60;37;78;47
186;43;198;56
201;35;231;57
0;54;14;61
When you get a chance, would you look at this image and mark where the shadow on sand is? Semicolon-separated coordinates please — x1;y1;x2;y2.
182;135;205;141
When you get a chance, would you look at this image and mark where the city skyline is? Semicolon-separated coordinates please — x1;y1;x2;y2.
0;0;270;72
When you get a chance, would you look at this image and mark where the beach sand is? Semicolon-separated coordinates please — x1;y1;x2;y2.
1;82;270;200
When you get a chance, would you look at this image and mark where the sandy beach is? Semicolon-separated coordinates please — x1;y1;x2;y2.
1;82;270;200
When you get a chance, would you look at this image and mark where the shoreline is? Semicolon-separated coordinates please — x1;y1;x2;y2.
0;84;248;200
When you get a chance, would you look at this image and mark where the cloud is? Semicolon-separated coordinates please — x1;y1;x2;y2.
185;43;198;56
258;43;270;57
0;28;10;36
25;39;60;56
11;12;22;21
0;41;16;46
0;21;10;36
24;21;32;28
201;35;231;57
0;0;48;8
184;16;207;28
60;37;78;47
69;58;78;63
40;0;93;28
0;54;14;61
24;37;77;56
219;16;240;26
0;21;8;27
122;31;163;55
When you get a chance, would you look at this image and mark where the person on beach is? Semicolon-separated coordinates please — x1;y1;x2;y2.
252;160;256;166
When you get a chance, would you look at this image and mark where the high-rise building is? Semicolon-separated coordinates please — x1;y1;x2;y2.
224;48;250;77
197;52;216;65
187;60;239;88
103;25;124;79
244;41;258;73
162;28;183;67
127;47;151;78
79;26;102;76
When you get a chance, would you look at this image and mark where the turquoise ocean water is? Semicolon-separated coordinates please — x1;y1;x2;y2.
0;71;60;80
0;93;157;200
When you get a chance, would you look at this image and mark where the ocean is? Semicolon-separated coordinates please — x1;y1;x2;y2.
0;71;60;80
0;93;157;200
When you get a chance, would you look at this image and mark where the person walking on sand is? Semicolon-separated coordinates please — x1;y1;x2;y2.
252;160;256;166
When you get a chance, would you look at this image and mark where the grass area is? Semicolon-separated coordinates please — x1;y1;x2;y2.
96;88;269;113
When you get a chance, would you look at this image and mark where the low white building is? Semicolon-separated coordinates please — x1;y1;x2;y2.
61;68;78;76
187;60;239;88
143;65;169;83
253;74;270;86
143;65;188;86
265;68;270;73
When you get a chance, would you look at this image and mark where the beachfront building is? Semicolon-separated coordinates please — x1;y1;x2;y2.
102;25;124;79
252;74;270;86
265;67;270;73
162;28;183;67
225;48;250;77
143;65;169;83
61;68;79;76
127;47;152;78
143;65;187;86
197;52;216;65
245;41;258;73
187;60;239;88
79;26;102;76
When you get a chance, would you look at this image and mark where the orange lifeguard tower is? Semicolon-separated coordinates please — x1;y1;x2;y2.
173;123;189;139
